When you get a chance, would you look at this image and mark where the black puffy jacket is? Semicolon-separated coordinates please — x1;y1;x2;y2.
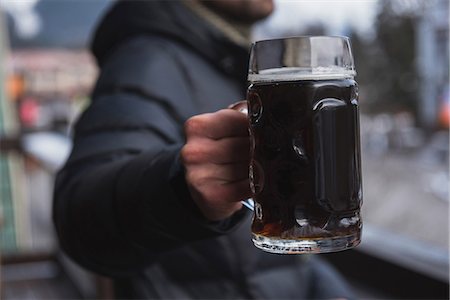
53;1;352;299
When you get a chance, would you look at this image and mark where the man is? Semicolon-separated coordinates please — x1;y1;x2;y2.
53;1;354;298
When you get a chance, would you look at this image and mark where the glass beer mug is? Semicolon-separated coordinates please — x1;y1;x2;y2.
247;36;362;254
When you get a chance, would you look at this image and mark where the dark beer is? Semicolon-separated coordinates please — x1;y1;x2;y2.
247;78;362;251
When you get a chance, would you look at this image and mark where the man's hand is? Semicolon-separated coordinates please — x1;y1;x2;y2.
181;106;250;221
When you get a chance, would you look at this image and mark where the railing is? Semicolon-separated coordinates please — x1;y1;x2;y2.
324;224;449;299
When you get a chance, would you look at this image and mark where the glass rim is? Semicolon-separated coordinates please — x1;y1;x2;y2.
251;35;351;45
248;35;356;82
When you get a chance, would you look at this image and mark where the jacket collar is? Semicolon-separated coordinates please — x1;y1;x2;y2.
91;1;249;84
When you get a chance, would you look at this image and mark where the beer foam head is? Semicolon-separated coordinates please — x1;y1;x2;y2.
248;67;356;83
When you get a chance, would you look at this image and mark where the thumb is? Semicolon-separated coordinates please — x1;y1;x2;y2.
228;100;248;115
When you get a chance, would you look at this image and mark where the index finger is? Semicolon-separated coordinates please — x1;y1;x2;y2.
185;109;249;140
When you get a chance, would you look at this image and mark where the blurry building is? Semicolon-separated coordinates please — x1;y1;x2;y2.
0;9;32;255
8;50;97;132
10;50;96;97
416;0;449;128
0;49;97;255
1;9;99;257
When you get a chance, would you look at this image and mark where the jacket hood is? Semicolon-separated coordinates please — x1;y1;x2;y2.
91;1;249;80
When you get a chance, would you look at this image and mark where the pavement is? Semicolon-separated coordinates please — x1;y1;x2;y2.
361;148;449;251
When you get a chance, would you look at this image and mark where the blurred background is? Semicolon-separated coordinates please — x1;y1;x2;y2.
0;0;448;299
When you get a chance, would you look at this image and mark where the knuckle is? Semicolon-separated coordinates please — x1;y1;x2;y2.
180;144;194;164
184;169;196;184
185;168;210;186
181;144;207;164
184;116;205;136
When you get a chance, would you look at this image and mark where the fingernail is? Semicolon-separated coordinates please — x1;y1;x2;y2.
228;101;248;115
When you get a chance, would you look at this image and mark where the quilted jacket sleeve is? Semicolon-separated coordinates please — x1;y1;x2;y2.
53;37;247;277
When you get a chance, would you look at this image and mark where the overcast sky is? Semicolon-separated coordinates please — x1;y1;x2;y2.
1;0;378;40
254;0;378;40
1;0;40;37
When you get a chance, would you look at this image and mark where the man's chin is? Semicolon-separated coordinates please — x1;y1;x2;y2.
200;0;275;24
